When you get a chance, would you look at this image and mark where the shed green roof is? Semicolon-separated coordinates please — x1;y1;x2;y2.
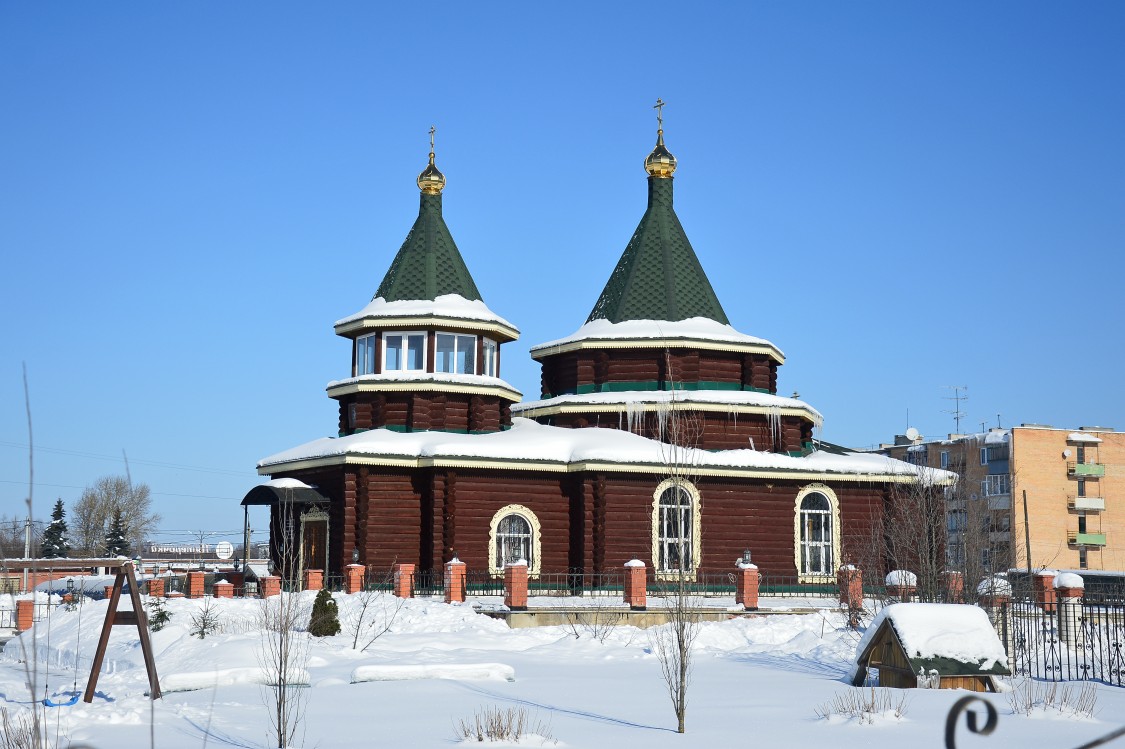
587;177;728;325
374;192;482;303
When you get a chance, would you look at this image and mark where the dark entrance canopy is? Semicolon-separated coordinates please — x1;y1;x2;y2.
241;481;329;506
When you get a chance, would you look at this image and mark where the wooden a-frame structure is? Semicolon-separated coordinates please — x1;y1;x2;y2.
23;558;161;702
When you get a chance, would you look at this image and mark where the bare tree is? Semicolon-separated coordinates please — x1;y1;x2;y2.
648;355;704;734
258;502;309;749
72;476;160;556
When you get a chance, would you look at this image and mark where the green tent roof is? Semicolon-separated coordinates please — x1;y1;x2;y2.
587;177;729;325
374;192;482;303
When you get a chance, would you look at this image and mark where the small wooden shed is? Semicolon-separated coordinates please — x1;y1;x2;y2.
851;603;1010;692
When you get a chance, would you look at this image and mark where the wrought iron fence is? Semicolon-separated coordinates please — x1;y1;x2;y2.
1003;600;1125;687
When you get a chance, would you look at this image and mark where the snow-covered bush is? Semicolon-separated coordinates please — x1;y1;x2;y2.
1007;678;1097;718
977;575;1012;597
885;570;917;587
190;598;223;639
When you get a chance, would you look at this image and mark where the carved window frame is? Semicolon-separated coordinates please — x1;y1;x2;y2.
488;504;542;578
793;484;840;582
651;478;702;581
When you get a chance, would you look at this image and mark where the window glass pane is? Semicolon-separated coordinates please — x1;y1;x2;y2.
483;339;497;377
458;335;476;374
385;335;402;371
436;334;455;373
357;337;368;375
407;334;425;370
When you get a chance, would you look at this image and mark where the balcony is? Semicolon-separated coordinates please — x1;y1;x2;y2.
989;531;1011;544
1068;531;1107;546
987;495;1011;511
1069;496;1105;512
1068;462;1105;477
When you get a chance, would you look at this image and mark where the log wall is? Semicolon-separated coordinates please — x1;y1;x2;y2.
538;349;779;398
337;392;511;434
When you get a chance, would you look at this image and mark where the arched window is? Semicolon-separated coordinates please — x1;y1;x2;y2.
651;479;702;579
496;514;532;569
794;486;839;579
488;505;542;577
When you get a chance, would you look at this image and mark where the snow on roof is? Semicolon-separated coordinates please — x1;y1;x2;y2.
1067;432;1103;443
529;317;782;357
512;389;822;423
984;430;1010;444
259;417;942;480
855;603;1008;671
327;371;522;395
261;477;312;490
335;293;517;332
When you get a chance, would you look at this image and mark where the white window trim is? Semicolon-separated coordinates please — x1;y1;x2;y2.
650;478;702;581
382;330;427;372
488;504;542;578
356;333;379;376
793;484;841;582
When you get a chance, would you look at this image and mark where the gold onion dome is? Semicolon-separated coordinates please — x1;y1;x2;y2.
644;130;677;178
417;149;446;194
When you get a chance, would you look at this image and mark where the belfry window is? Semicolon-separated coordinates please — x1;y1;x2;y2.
356;334;378;375
383;332;426;372
436;333;477;374
482;338;498;377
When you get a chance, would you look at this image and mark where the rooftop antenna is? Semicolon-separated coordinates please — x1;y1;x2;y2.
980;420;987;433
942;385;968;434
997;413;1002;429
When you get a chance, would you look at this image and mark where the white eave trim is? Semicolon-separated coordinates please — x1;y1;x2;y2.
528;336;785;364
257;453;939;484
326;379;523;402
334;314;520;342
513;399;822;425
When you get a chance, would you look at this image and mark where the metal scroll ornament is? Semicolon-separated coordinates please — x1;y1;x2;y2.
945;695;1125;749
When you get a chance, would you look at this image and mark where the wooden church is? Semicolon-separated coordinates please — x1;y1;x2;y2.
247;113;926;585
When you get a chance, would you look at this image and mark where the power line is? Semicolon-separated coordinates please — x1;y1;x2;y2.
0;479;241;501
0;441;252;477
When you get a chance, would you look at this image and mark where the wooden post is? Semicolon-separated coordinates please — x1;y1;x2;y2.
85;561;161;702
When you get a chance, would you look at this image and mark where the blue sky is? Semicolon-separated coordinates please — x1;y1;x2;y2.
2;3;1123;540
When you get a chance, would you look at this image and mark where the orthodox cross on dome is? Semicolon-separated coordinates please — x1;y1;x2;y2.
428;125;436;153
653;98;666;131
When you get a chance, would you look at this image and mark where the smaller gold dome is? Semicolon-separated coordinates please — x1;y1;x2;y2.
644;130;677;178
417;150;446;194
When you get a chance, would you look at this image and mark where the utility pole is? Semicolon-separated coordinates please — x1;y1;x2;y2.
23;515;31;591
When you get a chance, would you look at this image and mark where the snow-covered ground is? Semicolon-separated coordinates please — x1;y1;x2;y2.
2;593;1121;748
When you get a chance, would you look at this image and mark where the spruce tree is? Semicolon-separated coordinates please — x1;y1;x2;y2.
308;588;341;637
104;508;131;557
42;498;70;558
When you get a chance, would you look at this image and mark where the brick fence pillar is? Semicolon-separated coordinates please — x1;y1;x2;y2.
303;568;324;592
147;577;165;598
941;570;964;603
16;599;34;632
393;563;415;599
837;566;863;609
1034;570;1058;613
624;560;647;610
186;571;205;599
735;562;759;611
444;559;466;604
260;576;281;598
103;585;115;600
344;564;365;594
504;562;528;611
213;580;234;598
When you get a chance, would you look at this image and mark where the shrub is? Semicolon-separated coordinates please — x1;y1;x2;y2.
455;705;554;744
814;687;908;724
308;588;341;637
